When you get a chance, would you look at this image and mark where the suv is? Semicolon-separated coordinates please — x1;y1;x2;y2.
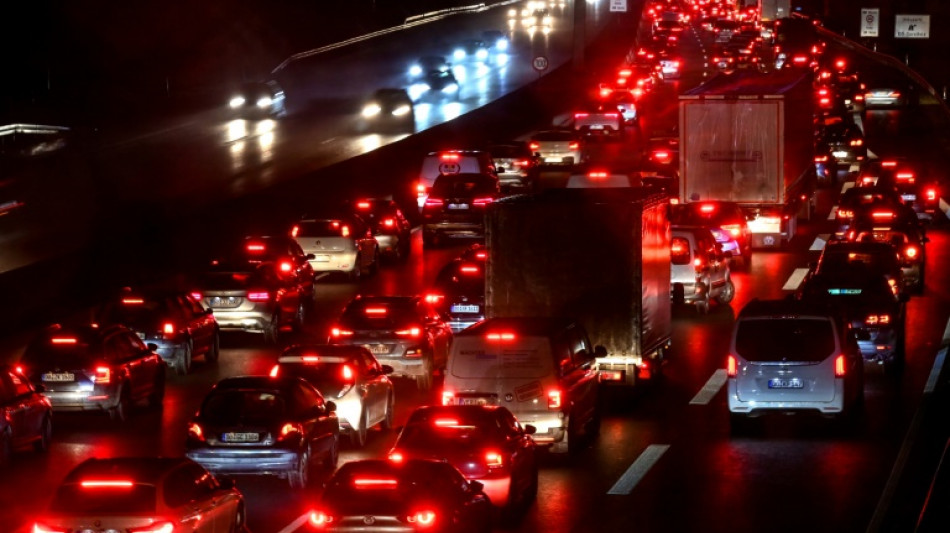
442;317;601;454
426;257;486;332
422;173;500;248
727;299;864;425
417;150;497;209
486;141;539;192
670;226;735;313
847;207;928;293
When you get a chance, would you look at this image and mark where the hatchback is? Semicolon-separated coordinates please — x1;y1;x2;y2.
360;88;414;133
329;295;453;391
529;129;585;167
186;375;340;489
0;364;52;466
351;197;413;262
422;173;500;248
292;215;380;280
671;201;751;269
33;457;245;533
670;225;735;312
727;299;864;425
270;344;395;448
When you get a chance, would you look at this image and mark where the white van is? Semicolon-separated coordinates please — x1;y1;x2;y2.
441;317;601;453
417;150;497;209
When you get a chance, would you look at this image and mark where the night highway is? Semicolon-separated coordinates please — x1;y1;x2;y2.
2;1;950;532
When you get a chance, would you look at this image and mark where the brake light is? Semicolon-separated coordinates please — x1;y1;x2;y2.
721;224;742;237
14;364;24;376
460;265;480;274
441;390;455;405
356;201;371;209
671;241;686;255
246;243;265;253
407;510;436;527
699;203;716;213
837;208;854;219
547;389;562;409
80;480;134;489
568;142;580;150
486;332;516;341
599;87;612;98
51;337;77;345
866;314;891;326
693;257;704;271
309;510;335;528
330;327;353;338
895;171;915;183
727;355;737;377
653;150;671;163
485;451;504;467
905;245;919;259
424;198;444;208
424;293;444;304
382;217;395;228
473;197;494;206
835;59;846;70
269;365;279;378
129;522;174;533
588;171;608;179
342;364;354;381
121;298;144;305
93;366;111;384
354;478;398;488
440;153;460;161
416;183;427;196
291;225;299;238
871;211;894;220
279;422;303;441
395;327;422;338
529;142;540;151
388;450;405;463
187;421;204;441
849;139;864;147
618;68;632;77
247;291;270;302
433;418;460;427
190;292;202;300
364;307;388;315
341;225;350;237
835;355;846;377
881;160;898;168
815;155;829;163
574;112;589;118
792;55;808;64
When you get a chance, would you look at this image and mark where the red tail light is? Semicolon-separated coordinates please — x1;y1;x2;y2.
342;364;354;381
291;225;299;238
473;197;494;206
727;355;737;377
162;322;175;335
588;171;608;179
424;293;444;304
121;298;144;305
382;218;395;228
388;450;405;463
424;198;444;208
309;510;335;528
441;390;455;405
93;366;111;384
330;327;354;338
547;389;562;410
699;203;716;213
485;451;504;468
653;150;671;163
187;422;205;441
32;524;68;533
279;422;303;441
871;211;894;220
279;261;293;273
529;142;540;151
905;245;919;259
815;155;829;163
14;364;24;376
356;201;371;210
837;208;854;219
574;112;589;118
190;292;202;300
341;225;350;237
926;187;937;201
407;510;436;527
568;142;580;150
671;241;686;255
895;171;915;183
721;223;742;237
849;139;864;147
354;478;398;488
129;522;174;533
604;113;619;118
693;257;704;272
247;291;270;302
486;332;516;341
269;365;279;378
835;354;846;377
599;87;612;98
395;327;422;338
80;479;134;489
416;183;427;196
881;160;898;168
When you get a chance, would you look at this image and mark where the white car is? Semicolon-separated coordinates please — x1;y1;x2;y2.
529;129;585;166
292;215;379;280
670;225;735;313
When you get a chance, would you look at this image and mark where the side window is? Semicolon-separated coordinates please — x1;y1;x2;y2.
172;296;194;321
553;334;574;376
498;409;522;437
163;466;202;508
184;295;207;316
9;370;33;397
568;327;593;367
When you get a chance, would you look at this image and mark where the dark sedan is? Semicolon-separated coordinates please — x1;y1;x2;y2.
0;364;52;466
422;173;500;248
186;375;340;489
360;89;415;133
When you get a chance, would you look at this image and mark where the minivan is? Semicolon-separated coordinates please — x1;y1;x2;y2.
442;317;600;453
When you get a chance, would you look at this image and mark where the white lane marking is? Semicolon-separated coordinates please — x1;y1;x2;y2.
689;369;728;405
828;206;838;221
783;268;810;291
320;137;337;145
607;444;670;495
940;198;950;219
840;181;855;194
810;234;830;251
276;512;310;533
868;316;950;530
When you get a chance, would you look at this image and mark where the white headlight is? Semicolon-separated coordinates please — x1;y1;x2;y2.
453;49;466;60
496;39;509;51
392;105;411;116
476;49;488;60
256;96;273;108
362;103;382;117
442;84;459;94
229;96;245;108
409;65;422;77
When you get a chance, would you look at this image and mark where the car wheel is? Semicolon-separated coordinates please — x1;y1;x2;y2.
323;434;340;470
33;416;52;453
174;340;193;376
229;504;247;533
349;255;362;281
110;386;132;423
147;371;166;410
288;445;311;489
416;357;434;391
295;302;307;331
381;393;395;430
715;278;736;305
206;331;220;363
264;313;281;345
350;408;368;448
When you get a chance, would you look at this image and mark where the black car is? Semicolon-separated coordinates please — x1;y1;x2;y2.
833;185;905;239
426;258;486;333
185;375;340;489
227;80;287;119
388;405;538;514
810;241;906;297
0;364;52;466
240;235;317;297
360;89;415;133
351;197;413;262
857;159;940;221
95;288;220;375
846;207;928;294
422;173;500;248
20;324;166;422
816;119;866;167
308;459;493;533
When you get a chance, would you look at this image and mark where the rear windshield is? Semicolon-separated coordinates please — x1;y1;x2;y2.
430;176;496;197
51;483;156;514
450;338;551;379
294;220;350;238
398;422;491;449
340;302;418;330
532;131;574;142
670;237;691;265
200;390;286;424
818;250;897;274
735;318;836;362
22;340;97;368
100;299;173;328
199;268;274;290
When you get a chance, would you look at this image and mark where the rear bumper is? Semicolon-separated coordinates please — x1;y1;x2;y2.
728;379;846;414
186;448;301;476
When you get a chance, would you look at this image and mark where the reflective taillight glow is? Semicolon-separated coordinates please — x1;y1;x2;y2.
547;389;562;410
342;364;354;381
121;298;144;305
424;293;444;304
388;450;405;463
441;390;455;405
568;142;580;150
80;479;134;488
93;366;111;384
162;322;175;335
486;332;515;341
433;418;460;427
129;522;174;533
472;197;494;207
721;224;742;237
925;188;937;201
309;510;335;527
33;525;68;533
246;243;266;253
866;314;891;326
904;246;919;259
835;355;846;377
529;142;540;151
269;365;279;378
353;478;398;488
365;307;388;315
727;355;737;377
485;451;504;467
247;291;270;302
190;292;203;301
395;327;422;338
331;327;354;338
188;422;204;441
407;510;436;527
51;337;78;345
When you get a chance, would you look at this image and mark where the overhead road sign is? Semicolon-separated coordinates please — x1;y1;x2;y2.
895;14;930;39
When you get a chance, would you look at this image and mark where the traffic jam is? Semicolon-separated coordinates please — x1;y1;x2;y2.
4;0;950;532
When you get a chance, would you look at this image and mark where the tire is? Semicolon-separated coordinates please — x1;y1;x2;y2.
33;416;52;453
349;408;368;448
147;371;166;410
174;340;193;376
264;313;281;345
715;278;736;305
230;504;247;533
348;256;362;281
294;303;307;331
381;393;395;430
206;331;220;363
323;435;340;470
110;386;132;423
288;445;311;489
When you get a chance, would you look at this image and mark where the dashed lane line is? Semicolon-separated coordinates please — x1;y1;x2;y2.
810;234;830;251
276;512;310;533
607;444;670;495
783;267;810;291
690;369;728;405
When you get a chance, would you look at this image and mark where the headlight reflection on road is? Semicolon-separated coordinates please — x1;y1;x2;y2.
442;102;463;121
452;65;467;82
226;119;248;143
360;134;384;152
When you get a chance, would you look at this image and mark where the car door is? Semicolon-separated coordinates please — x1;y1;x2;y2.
163;463;218;533
5;370;45;448
182;295;215;354
564;327;600;426
294;382;336;458
359;351;388;426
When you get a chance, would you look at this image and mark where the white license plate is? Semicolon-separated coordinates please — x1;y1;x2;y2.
590;124;604;130
314;255;330;262
833;151;849;158
450;304;480;313
365;344;390;355
42;372;75;382
222;432;260;443
901;194;917;201
768;378;804;389
460;397;490;406
447;203;469;210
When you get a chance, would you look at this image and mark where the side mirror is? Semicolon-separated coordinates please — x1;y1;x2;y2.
468;480;485;493
325;400;337;413
381;364;394;375
593;345;608;358
523;424;537;435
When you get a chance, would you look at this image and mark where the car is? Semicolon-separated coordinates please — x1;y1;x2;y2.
227;80;287;119
815;119;866;167
422;172;500;247
409;69;461;102
670;201;752;269
452;39;491;63
94;287;220;375
417;150;498;210
0;364;52;466
863;84;907;109
33;457;246;533
809;240;906;297
387;405;538;513
645;135;679;172
572;103;626;140
351;197;413;262
601;91;639;125
856;159;940;221
291;214;380;280
481;30;510;52
191;260;310;343
307;459;493;533
798;270;907;372
329;295;453;391
832;185;905;239
408;55;451;81
528;129;585;167
425;257;486;332
442;317;601;454
239;235;318;297
486;141;539;191
360;88;414;133
727;298;865;427
19;324;166;422
270;344;395;447
185;375;340;489
670;225;735;312
565;169;640;188
846;208;928;294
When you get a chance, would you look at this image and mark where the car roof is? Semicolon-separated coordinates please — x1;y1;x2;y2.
212;375;308;392
738;298;844;323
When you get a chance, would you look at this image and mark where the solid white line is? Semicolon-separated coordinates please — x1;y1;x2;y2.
783;268;810;291
810;234;830;251
690;369;728;405
607;444;670;495
827;207;838;221
276;512;310;533
320;137;337;145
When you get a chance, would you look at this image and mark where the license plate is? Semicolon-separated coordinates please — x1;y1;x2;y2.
590;124;604;130
222;432;260;443
314;255;330;262
210;296;240;308
833;151;849;158
901;194;917;201
42;372;75;382
450;304;480;313
447;203;469;210
768;378;804;389
365;344;391;355
460;397;490;406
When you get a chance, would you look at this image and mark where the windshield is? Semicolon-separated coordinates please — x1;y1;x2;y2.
735;318;836;363
201;389;287;425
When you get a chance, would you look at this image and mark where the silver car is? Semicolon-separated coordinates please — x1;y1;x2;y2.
292;215;380;280
529;129;585;167
727;299;865;428
670;226;735;313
